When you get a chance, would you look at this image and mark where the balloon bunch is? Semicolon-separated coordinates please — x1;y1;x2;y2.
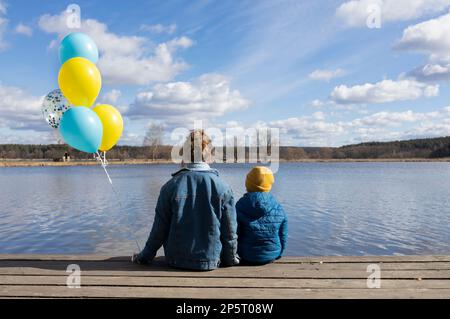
40;33;141;252
41;32;123;156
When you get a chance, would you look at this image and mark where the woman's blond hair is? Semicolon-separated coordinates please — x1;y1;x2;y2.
182;129;213;163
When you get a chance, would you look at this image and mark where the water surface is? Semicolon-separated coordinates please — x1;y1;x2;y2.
1;162;449;256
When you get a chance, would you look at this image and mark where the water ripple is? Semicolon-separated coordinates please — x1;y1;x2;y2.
1;163;450;256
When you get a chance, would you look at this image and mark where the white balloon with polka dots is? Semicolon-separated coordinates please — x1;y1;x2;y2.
41;89;72;129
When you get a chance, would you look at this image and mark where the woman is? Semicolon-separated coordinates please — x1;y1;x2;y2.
132;129;239;270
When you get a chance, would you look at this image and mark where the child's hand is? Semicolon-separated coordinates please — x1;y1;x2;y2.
221;256;240;267
131;253;151;265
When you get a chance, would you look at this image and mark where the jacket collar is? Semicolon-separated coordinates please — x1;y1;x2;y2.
172;162;219;176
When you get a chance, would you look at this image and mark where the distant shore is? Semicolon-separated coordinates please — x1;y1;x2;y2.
2;158;450;167
0;159;173;167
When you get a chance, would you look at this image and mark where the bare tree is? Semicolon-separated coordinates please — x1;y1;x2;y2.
143;123;164;160
52;130;64;145
256;127;270;163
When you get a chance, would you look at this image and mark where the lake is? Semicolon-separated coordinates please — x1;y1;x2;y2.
1;162;449;256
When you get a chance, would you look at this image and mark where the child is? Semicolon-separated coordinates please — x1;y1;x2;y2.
236;166;288;264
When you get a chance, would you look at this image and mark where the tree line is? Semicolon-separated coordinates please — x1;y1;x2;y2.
1;136;450;161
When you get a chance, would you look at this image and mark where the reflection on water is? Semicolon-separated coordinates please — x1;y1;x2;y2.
1;163;450;256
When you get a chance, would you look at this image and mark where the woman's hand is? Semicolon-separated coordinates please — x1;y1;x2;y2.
131;253;143;264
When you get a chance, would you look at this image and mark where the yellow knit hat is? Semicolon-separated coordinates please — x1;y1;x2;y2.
245;166;274;193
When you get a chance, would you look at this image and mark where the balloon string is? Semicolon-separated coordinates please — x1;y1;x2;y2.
101;158;113;185
95;152;141;253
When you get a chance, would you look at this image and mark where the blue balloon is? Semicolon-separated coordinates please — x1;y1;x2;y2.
59;32;99;64
60;107;103;153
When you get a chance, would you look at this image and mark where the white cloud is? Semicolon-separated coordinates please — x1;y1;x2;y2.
3;77;450;146
410;121;450;138
100;89;121;105
97;89;129;113
117;131;141;145
348;107;450;141
0;83;45;131
14;23;32;36
38;11;192;85
311;99;325;108
351;110;436;127
395;12;450;82
309;69;345;81
0;129;57;144
127;99;449;146
409;63;450;82
312;111;326;121
336;0;450;27
396;12;450;61
330;79;439;104
127;74;250;125
260;107;450;146
166;36;193;50
140;23;177;34
269;113;346;146
420;63;450;76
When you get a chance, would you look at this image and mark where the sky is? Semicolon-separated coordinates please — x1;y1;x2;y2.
2;0;450;146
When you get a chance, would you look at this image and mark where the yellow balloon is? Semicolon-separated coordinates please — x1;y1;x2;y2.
58;57;102;107
92;104;123;151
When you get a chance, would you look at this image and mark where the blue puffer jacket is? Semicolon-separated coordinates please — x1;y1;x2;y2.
137;163;239;270
236;192;287;264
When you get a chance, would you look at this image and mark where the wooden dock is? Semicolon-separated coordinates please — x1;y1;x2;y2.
0;255;449;298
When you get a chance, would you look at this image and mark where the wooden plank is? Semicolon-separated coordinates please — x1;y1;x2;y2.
1;255;449;299
251;262;450;270
0;265;448;279
1;285;450;299
277;255;450;263
0;255;128;262
0;260;448;277
3;257;450;270
272;262;450;270
2;254;450;263
3;259;450;270
1;275;450;289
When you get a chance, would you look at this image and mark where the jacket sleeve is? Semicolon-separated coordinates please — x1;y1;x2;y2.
219;189;239;266
279;210;288;257
137;187;171;263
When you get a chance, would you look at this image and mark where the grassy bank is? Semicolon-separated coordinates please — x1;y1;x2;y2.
2;158;450;167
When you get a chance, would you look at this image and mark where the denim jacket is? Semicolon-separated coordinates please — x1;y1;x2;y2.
137;163;239;270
